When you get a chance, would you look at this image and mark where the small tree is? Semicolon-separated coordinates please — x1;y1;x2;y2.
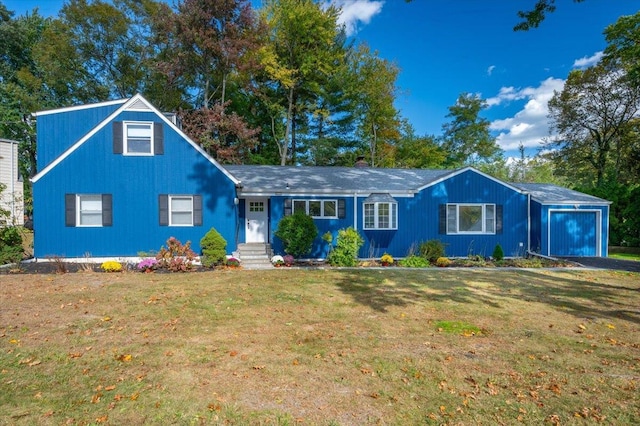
200;227;227;267
492;243;504;261
326;227;364;267
274;212;318;257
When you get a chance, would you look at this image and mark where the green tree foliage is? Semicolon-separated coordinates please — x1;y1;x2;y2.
393;121;446;169
274;212;318;257
547;63;640;187
604;11;640;85
200;227;228;267
441;93;502;167
492;243;504;261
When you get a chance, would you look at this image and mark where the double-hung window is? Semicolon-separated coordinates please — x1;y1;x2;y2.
65;194;113;227
446;204;495;234
293;199;337;219
363;201;397;230
159;194;202;227
124;122;153;155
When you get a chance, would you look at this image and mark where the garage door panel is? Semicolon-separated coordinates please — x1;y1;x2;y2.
550;211;597;256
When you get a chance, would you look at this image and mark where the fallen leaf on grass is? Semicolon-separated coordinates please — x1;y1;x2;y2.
116;354;132;362
104;385;116;391
253;365;265;370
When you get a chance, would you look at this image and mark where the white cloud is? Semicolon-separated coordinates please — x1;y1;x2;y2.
488;77;565;152
487;65;496;76
329;0;384;36
573;51;603;69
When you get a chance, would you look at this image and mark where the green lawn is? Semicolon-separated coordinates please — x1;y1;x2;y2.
609;252;640;262
1;268;639;425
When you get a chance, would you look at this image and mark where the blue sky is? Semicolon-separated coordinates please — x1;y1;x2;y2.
4;0;639;158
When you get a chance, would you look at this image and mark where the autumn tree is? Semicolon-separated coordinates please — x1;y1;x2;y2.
441;93;501;167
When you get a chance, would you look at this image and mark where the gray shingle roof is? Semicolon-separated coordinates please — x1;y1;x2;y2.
225;165;454;194
511;182;610;204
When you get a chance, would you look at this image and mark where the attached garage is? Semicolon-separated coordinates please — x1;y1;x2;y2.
549;210;601;256
512;183;611;258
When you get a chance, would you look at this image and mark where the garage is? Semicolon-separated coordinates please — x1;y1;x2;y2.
549;210;600;257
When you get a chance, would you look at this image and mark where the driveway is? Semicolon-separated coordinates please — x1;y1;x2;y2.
561;257;640;273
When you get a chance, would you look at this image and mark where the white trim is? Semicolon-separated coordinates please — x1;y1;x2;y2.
123;121;154;156
547;209;602;257
169;195;194;227
363;201;398;230
33;98;127;116
292;199;338;219
76;194;103;227
31;93;240;185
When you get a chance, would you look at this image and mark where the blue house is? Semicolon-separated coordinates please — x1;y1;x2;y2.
31;95;610;261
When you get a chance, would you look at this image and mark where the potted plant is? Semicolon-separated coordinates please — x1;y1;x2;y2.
271;255;284;267
283;254;295;267
380;253;394;266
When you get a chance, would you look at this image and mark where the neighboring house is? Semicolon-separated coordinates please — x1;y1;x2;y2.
30;94;610;260
0;138;24;226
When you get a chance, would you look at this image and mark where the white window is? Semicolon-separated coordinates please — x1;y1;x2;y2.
293;200;337;218
124;122;153;155
170;195;193;226
447;204;495;234
363;202;397;230
77;195;103;227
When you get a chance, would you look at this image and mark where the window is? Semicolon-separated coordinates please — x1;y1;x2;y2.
159;194;202;226
293;199;338;218
446;204;495;234
65;194;112;227
363;202;397;230
249;201;264;212
113;121;164;155
125;122;153;155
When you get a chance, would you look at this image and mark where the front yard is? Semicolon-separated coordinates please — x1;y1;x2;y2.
1;268;638;425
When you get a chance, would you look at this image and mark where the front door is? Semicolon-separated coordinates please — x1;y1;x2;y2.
245;198;268;243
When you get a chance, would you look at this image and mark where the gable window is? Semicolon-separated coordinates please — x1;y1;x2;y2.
363;202;397;230
446;204;495;234
125;122;153;155
65;194;113;227
159;194;202;227
113;121;164;155
293;199;337;219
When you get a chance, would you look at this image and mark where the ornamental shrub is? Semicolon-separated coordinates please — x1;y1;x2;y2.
399;255;430;268
492;243;504;261
0;226;23;265
200;227;227;267
326;227;363;267
156;237;197;271
419;239;446;263
435;257;452;267
274;212;318;258
380;253;394;265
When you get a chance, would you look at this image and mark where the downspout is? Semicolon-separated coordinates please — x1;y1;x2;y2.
353;192;358;230
234;183;243;250
527;192;531;254
10;140;16;224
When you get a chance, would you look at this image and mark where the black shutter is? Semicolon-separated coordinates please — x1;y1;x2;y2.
159;195;169;226
338;199;346;219
102;194;113;226
284;199;292;216
113;122;123;154
65;194;76;227
193;195;202;226
438;204;447;234
154;122;164;155
496;205;503;234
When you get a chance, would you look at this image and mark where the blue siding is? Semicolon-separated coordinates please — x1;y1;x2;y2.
33;110;238;258
355;170;529;258
529;200;542;253
37;102;125;170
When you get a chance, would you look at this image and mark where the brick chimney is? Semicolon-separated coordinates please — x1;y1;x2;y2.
354;155;368;168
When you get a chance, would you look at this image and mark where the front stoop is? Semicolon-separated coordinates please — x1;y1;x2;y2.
235;243;273;269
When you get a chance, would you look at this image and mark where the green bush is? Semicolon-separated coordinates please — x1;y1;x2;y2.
274;212;318;257
419;239;446;263
399;255;430;268
326;227;363;267
0;226;23;265
200;227;227;267
492;243;504;261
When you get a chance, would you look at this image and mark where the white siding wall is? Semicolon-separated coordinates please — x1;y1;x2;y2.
0;140;24;225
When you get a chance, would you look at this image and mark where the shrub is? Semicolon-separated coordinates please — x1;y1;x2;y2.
156;237;197;271
492;243;504;261
200;227;227;267
419;239;446;263
274;212;318;257
0;226;23;265
326;227;363;267
435;257;452;267
380;253;394;265
101;260;123;272
399;255;430;268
